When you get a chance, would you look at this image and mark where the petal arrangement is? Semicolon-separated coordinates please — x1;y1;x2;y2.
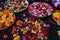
0;0;60;40
28;2;53;17
12;17;50;40
0;10;15;30
4;0;28;13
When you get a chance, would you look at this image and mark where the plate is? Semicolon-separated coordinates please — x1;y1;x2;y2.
4;0;29;13
52;10;60;26
28;2;53;17
0;10;16;30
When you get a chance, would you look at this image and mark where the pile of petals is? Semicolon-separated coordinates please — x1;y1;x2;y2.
4;0;28;13
0;10;15;30
28;2;53;17
11;17;50;40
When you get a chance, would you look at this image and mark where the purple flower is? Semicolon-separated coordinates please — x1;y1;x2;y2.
22;36;26;40
51;0;60;7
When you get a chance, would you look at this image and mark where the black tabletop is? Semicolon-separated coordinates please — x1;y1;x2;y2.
0;0;60;40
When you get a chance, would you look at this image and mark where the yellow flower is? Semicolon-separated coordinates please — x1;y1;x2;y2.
57;30;60;36
13;34;18;37
8;2;12;6
31;29;36;34
0;21;3;25
0;12;3;15
21;28;28;33
7;16;13;21
53;12;60;18
13;35;20;40
35;20;40;28
1;14;6;20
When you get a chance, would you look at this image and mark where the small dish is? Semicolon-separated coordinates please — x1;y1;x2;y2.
28;2;53;17
52;10;60;26
4;0;29;13
0;10;16;30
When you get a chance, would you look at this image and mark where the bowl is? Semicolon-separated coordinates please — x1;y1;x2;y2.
0;10;16;30
4;0;29;13
28;2;53;18
52;10;60;26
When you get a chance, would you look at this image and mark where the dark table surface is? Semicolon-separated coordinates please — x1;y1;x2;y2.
0;0;60;40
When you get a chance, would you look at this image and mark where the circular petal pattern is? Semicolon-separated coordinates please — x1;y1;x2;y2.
4;0;29;13
0;10;16;30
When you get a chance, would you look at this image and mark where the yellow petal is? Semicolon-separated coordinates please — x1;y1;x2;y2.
0;12;3;15
13;34;18;37
13;36;20;40
35;20;40;28
2;14;6;20
57;30;60;36
7;16;13;21
31;29;36;34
